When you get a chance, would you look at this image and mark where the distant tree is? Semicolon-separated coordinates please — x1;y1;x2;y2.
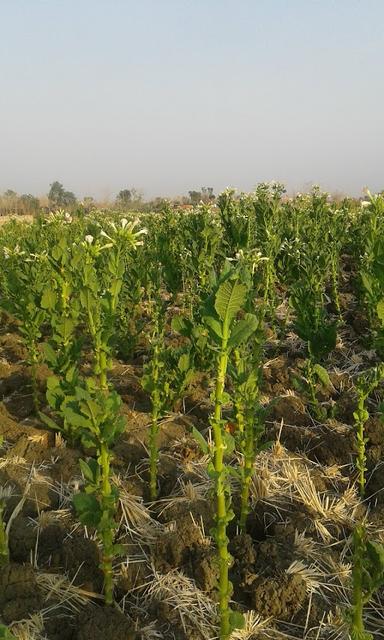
188;190;202;205
116;188;143;209
48;181;77;208
4;189;17;198
116;189;132;207
188;188;215;205
201;187;215;201
20;194;39;212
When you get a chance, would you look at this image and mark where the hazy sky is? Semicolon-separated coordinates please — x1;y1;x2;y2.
1;0;383;199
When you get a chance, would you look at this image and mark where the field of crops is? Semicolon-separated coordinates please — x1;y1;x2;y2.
0;184;383;640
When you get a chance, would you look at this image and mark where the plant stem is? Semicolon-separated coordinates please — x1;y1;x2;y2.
239;422;254;532
28;336;39;413
356;396;367;499
211;321;231;640
149;338;161;500
100;442;114;605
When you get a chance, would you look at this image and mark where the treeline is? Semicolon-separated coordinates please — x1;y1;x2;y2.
0;182;218;216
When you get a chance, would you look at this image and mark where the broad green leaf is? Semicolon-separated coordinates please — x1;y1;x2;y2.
43;342;58;366
73;492;102;527
229;610;245;631
313;364;333;389
214;278;246;325
80;432;97;449
38;411;60;432
204;315;223;340
191;426;208;454
171;315;187;333
41;287;57;310
62;407;90;430
361;272;373;296
228;314;258;349
79;458;99;485
47;375;60;391
365;540;384;589
177;352;191;373
377;299;384;324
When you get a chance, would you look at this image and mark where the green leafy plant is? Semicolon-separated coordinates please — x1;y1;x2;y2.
42;219;146;605
68;380;126;605
231;336;266;532
358;193;384;354
142;289;194;499
197;266;258;639
349;364;384;639
0;244;48;412
290;277;337;419
38;234;83;440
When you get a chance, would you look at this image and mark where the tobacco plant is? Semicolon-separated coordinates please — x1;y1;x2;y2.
39;234;83;441
349;364;384;639
290;241;337;419
231;337;265;532
196;266;258;639
358;193;384;354
0;243;48;412
142;287;194;499
44;219;146;605
69;380;126;605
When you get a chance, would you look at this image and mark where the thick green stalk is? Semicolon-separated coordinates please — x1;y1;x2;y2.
100;442;114;605
98;346;108;391
149;339;161;500
331;257;342;320
239;422;254;532
233;353;249;532
211;320;231;640
28;336;40;413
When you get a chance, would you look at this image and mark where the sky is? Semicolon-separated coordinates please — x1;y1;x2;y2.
0;0;383;200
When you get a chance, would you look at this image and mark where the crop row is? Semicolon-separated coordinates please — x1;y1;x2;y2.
0;184;384;639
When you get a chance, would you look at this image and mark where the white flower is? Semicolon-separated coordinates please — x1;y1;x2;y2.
85;235;94;244
361;200;371;208
64;212;72;223
121;218;128;229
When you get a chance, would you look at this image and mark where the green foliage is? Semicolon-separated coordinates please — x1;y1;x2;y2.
0;241;49;411
142;292;195;499
350;525;384;640
349;364;384;639
48;181;77;208
358;193;384;353
2;186;384;636
199;266;258;639
0;625;17;639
